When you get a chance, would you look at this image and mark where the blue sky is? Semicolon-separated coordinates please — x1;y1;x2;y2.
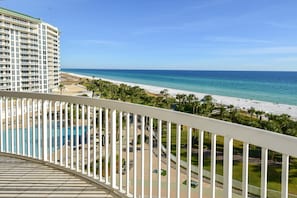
1;0;297;71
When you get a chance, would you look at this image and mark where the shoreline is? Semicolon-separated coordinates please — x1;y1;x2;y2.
62;71;297;119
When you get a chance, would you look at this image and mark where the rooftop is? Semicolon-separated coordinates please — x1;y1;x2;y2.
0;7;41;23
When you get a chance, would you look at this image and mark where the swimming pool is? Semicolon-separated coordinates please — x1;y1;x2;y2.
1;126;87;158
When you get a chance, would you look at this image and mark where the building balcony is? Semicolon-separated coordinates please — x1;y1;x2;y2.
0;91;296;198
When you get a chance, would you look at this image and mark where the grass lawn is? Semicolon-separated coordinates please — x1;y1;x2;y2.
160;123;297;196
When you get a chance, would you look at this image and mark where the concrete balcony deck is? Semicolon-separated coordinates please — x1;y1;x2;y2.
0;154;117;198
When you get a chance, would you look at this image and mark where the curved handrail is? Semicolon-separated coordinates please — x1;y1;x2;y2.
1;90;297;158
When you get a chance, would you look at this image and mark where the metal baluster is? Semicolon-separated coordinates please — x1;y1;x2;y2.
99;108;103;181
111;109;117;188
187;127;192;198
49;101;52;162
176;124;181;198
211;133;217;198
21;98;25;156
16;99;19;155
65;103;68;167
126;113;130;196
87;106;91;176
70;104;74;169
27;99;30;157
157;119;162;198
149;118;154;198
166;121;171;198
105;108;109;183
11;98;14;153
281;154;289;198
141;116;145;198
223;137;233;198
42;100;48;161
0;97;2;152
54;102;58;163
60;102;63;166
76;104;79;171
242;143;249;198
38;100;41;159
82;105;85;173
133;114;137;197
32;100;35;158
198;130;204;198
119;111;123;191
261;148;268;198
5;98;8;152
93;107;96;178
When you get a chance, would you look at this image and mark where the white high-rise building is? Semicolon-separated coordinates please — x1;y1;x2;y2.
0;7;60;93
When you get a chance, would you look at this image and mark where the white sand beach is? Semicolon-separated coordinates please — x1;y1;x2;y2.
63;72;297;119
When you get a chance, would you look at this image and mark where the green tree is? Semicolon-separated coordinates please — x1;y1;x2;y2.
59;83;65;95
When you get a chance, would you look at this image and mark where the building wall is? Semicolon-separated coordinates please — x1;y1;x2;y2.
0;7;60;93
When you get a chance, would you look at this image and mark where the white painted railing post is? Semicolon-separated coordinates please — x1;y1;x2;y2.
70;104;74;169
141;115;145;198
5;98;8;153
149;118;154;198
43;100;48;161
261;148;268;198
111;109;117;188
210;133;217;198
187;127;192;198
105;108;109;183
87;105;91;175
133;114;137;197
16;99;19;155
0;97;2;152
49;101;52;162
281;154;289;198
38;100;41;159
21;98;25;156
198;130;204;198
242;143;249;198
59;102;63;166
76;104;79;171
157;119;162;198
27;99;30;157
65;103;69;168
99;108;103;182
11;98;14;154
175;124;181;198
32;100;36;158
81;105;85;173
119;111;123;192
125;113;130;196
93;106;96;178
223;136;233;198
166;121;171;198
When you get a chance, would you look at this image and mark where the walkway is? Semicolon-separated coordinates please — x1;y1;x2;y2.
0;155;116;198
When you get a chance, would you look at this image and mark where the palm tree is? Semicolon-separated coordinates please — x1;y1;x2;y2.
59;83;65;95
248;107;256;119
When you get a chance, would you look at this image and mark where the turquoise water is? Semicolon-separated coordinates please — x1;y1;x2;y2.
1;126;87;158
63;69;297;106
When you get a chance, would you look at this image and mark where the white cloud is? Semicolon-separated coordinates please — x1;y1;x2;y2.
74;39;122;46
206;36;272;44
223;46;297;55
265;22;297;29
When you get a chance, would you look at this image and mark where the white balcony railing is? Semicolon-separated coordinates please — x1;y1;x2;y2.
0;91;297;198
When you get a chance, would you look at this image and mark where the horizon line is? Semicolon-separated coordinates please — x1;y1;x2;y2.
61;68;297;72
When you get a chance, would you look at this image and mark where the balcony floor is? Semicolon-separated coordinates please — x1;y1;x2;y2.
0;155;117;198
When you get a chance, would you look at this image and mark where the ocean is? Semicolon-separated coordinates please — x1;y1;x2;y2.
62;69;297;106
